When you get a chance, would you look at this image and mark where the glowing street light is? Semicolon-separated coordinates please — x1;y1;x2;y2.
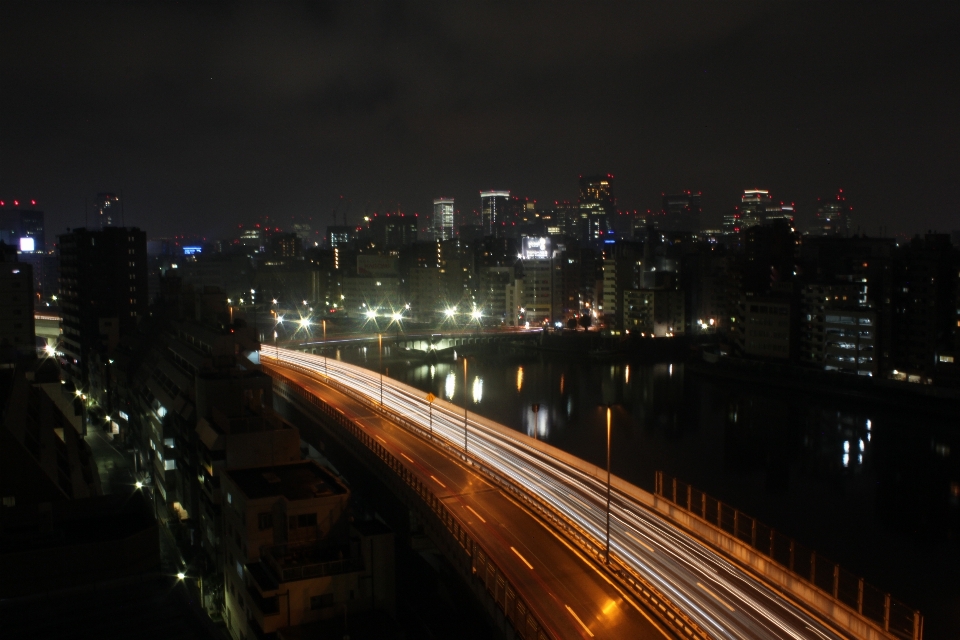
391;312;402;322
366;309;377;321
444;308;456;318
177;572;186;580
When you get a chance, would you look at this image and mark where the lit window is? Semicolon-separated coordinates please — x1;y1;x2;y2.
164;459;176;470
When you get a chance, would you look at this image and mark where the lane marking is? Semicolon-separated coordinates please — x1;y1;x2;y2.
697;582;735;612
375;435;386;443
565;604;595;637
430;475;446;488
624;529;656;553
400;452;414;463
511;546;534;570
465;505;486;523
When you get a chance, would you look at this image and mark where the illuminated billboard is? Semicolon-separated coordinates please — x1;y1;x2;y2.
521;236;550;260
183;246;202;255
19;237;35;253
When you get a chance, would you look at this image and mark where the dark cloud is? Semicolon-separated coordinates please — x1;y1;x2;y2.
1;1;958;238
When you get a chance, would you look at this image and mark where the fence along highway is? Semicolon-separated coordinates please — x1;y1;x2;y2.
265;348;868;640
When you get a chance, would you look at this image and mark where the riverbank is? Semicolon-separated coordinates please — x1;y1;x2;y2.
688;357;960;417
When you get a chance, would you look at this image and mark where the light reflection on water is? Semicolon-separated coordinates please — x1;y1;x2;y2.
444;372;456;400
332;348;960;632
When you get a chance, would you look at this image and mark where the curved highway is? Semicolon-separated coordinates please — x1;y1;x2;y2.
266;348;854;640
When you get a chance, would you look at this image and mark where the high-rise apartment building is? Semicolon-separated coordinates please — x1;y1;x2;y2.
94;193;120;229
579;175;615;240
433;198;455;241
480;191;510;237
57;227;148;390
0;242;35;360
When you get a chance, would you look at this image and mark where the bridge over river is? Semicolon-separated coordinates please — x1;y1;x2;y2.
266;348;915;640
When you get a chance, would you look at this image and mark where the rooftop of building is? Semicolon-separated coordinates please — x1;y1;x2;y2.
227;461;347;502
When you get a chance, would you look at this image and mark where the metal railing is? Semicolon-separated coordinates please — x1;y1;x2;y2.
260;544;364;583
656;472;923;640
267;368;555;640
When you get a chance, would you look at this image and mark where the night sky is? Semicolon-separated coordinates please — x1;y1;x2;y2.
3;1;958;239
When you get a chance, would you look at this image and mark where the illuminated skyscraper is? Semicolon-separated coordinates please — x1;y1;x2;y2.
578;174;615;240
812;189;853;237
0;199;45;252
480;191;510;236
94;193;120;229
739;189;772;229
433;198;455;241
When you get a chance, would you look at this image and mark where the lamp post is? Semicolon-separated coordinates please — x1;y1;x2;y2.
462;356;468;456
378;333;383;407
322;319;327;379
605;405;612;565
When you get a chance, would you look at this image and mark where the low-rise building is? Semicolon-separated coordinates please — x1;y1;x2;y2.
221;461;394;640
735;295;795;360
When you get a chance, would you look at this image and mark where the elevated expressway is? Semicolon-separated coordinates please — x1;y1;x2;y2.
264;348;869;640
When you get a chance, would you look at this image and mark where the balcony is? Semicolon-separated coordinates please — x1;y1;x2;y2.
260;540;363;583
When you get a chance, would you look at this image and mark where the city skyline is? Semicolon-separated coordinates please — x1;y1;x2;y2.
2;2;959;238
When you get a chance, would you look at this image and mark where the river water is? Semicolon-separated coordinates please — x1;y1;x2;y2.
332;344;960;637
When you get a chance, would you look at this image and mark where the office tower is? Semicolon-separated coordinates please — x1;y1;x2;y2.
269;232;303;258
57;227;148;391
326;225;358;249
812;189;853;237
94;193;120;229
738;189;773;229
433;198;455;241
660;191;702;232
0;200;45;253
0;242;35;360
480;190;510;236
367;212;419;249
579;174;615;240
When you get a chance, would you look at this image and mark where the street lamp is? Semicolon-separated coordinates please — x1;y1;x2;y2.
471;309;482;335
322;319;327;379
462;356;469;456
